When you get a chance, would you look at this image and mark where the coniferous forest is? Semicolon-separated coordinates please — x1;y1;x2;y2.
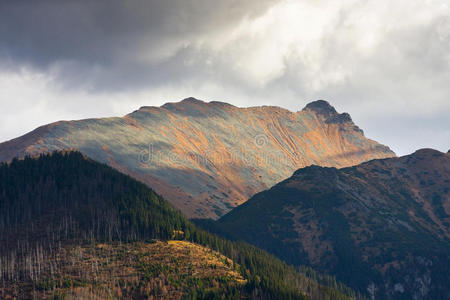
0;152;362;299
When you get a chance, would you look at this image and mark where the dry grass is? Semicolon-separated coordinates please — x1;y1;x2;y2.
1;240;246;299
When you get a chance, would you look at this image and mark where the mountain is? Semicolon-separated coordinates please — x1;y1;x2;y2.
0;151;361;299
0;98;395;219
202;149;450;299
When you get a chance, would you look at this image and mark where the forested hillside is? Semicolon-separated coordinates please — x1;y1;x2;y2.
0;151;360;299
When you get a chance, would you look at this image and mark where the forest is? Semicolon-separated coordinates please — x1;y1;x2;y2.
0;151;362;299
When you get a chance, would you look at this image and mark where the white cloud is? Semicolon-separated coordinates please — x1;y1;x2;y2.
0;0;449;155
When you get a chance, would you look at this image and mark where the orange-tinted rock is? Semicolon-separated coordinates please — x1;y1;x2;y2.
0;98;395;218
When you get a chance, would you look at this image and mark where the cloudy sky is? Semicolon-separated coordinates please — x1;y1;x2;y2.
0;0;449;155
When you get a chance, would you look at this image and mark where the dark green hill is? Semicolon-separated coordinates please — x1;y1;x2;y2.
204;149;450;300
0;151;359;299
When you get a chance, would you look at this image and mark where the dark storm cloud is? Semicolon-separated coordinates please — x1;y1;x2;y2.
0;0;448;155
0;0;275;90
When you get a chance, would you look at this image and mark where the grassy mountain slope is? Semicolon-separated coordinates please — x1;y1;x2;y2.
0;98;395;218
204;149;450;299
0;151;360;299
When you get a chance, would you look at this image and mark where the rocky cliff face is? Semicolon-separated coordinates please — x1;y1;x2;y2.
214;149;450;299
0;97;395;218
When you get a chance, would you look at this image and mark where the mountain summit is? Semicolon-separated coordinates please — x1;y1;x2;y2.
302;100;338;117
213;149;450;299
0;98;395;218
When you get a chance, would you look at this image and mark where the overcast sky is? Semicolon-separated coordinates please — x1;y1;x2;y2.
0;0;449;155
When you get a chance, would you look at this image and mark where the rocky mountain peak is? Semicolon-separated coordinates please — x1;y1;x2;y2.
303;100;360;133
0;97;395;219
181;97;204;103
302;100;338;118
161;97;205;108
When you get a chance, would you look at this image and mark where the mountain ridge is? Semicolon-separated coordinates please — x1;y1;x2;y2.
0;97;395;219
206;148;450;299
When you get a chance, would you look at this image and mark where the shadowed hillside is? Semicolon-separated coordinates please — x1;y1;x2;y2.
200;149;450;299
